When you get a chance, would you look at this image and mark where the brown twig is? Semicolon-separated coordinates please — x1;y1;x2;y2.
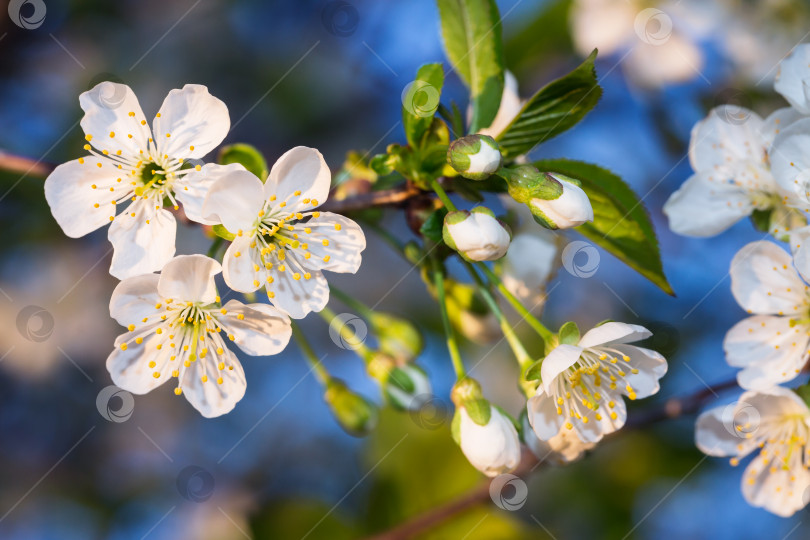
0;150;421;212
363;377;739;540
0;151;54;178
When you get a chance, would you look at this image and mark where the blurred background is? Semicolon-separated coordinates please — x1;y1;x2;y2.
1;0;809;538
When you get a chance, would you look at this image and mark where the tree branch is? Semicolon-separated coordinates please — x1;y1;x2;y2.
364;377;739;540
0;150;422;212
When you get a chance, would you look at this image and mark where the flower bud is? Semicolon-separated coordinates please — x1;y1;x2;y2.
451;379;521;477
529;174;593;229
367;312;424;363
502;167;593;229
323;379;379;437
385;364;433;411
447;135;502;180
442;207;511;261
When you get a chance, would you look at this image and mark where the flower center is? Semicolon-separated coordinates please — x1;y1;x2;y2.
134;161;170;197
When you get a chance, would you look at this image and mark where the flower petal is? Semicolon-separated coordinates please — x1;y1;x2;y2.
79;81;150;158
459;407;521;477
790;224;810;280
663;172;754;237
729;241;807;315
265;147;331;212
298;213;366;273
157;254;221;305
613;344;668;399
478;70;522;138
770;117;810;201
108;203;176;279
761;107;805;148
540;344;583;394
527;390;565;441
724;315;810;390
568;394;626;444
106;323;173;394
180;347;246;418
689;106;766;173
109;274;161;328
268;266;329;319
174;163;247;225
741;453;810;517
44;157;130;238
774;44;810;115
217;300;291;356
501;230;558;307
221;236;263;293
694;405;755;458
202;170;265;233
153;84;230;159
522;414;593;465
578;322;651;349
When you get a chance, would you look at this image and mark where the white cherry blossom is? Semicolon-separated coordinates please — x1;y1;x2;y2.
664;106;807;239
696;386;810;517
202;146;366;319
45;82;233;279
106;254;291;417
724;241;810;390
527;322;667;443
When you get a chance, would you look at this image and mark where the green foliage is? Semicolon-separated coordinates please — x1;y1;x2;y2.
212;224;235;241
420;207;449;243
503;0;574;74
403;63;445;146
497;51;601;159
534;159;673;295
436;0;505;133
558;321;580;345
217;143;269;180
524;358;543;382
462;398;492;426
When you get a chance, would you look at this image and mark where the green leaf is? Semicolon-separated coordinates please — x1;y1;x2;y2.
463;398;492;426
534;158;674;295
436;0;505;133
498;50;601;158
524;358;543;382
403;63;445;146
558;321;580;345
217;143;268;180
420;207;449;243
212;224;235;241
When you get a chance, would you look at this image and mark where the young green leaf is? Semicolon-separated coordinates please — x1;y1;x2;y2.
498;50;601;158
534;158;674;295
436;0;505;133
218;143;269;180
403;63;444;146
558;321;580;345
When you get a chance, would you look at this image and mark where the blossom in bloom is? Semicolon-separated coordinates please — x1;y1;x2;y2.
446;134;502;180
664;105;807;239
774;44;810;116
695;386;810;517
202;147;366;319
724;240;810;390
442;207;511;261
521;414;594;466
45;82;234;279
106;254;291;417
527;322;667;443
529;174;593;229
